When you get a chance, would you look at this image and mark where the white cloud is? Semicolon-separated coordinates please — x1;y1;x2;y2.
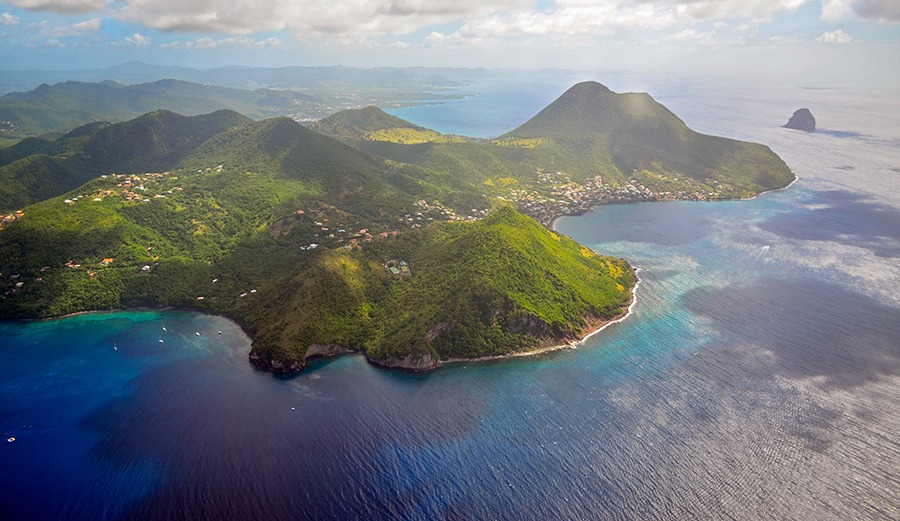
8;0;104;15
119;0;530;37
115;32;151;47
35;17;101;37
161;36;283;49
113;0;816;41
1;12;21;26
421;0;814;46
816;28;853;42
821;0;855;20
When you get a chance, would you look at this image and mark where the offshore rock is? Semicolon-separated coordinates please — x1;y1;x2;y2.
783;108;816;132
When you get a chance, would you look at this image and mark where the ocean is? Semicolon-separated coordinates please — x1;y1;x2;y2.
1;73;898;520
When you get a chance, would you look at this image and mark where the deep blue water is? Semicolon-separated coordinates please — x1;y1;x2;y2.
2;77;899;520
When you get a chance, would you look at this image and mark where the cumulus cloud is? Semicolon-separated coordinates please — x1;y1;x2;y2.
115;32;151;47
854;0;900;21
160;36;282;49
821;0;855;20
1;12;21;25
821;0;900;21
816;28;853;42
119;0;529;37
8;0;105;15
423;0;814;46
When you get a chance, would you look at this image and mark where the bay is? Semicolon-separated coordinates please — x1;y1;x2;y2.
1;74;898;520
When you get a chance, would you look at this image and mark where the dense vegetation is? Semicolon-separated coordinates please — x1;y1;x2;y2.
0;79;317;139
0;110;250;212
317;82;794;200
0;82;793;372
0;109;635;372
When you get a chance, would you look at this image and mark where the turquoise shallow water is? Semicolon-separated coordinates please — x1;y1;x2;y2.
1;77;898;519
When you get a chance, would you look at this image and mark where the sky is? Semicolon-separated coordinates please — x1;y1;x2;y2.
0;0;898;87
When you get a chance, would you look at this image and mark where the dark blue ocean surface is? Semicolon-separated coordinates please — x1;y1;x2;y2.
2;79;899;520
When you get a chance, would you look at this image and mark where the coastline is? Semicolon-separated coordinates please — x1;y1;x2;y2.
546;175;799;230
742;174;799;200
440;267;639;367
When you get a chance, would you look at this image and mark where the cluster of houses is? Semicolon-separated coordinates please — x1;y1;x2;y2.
0;209;24;230
504;170;724;226
407;199;488;225
63;168;224;206
295;208;404;251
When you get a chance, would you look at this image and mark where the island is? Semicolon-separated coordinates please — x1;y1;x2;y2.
0;82;794;373
783;108;816;132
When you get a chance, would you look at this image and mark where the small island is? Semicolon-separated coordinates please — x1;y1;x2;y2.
783;108;816;132
0;82;794;373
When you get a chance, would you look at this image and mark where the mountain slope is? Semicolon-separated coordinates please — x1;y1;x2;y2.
316;84;794;207
501;81;793;190
0;109;251;211
0;79;317;138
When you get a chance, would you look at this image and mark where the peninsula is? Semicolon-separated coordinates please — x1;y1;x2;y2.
0;82;793;373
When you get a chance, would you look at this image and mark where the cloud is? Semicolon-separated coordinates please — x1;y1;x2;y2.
816;28;853;42
160;36;283;49
118;0;529;37
854;0;900;21
820;0;854;20
8;0;105;15
115;32;151;47
34;17;101;37
1;12;21;26
422;0;814;47
821;0;900;21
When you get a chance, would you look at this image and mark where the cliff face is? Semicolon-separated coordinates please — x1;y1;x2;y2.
783;108;816;132
367;352;440;371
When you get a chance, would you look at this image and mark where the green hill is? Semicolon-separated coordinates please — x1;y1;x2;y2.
501;81;793;191
312;105;424;140
0;109;634;372
315;83;794;213
0;109;251;211
0;79;317;139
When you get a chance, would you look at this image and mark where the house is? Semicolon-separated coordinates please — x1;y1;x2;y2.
101;258;115;266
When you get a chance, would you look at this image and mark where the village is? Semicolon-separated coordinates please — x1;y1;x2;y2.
502;170;726;226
